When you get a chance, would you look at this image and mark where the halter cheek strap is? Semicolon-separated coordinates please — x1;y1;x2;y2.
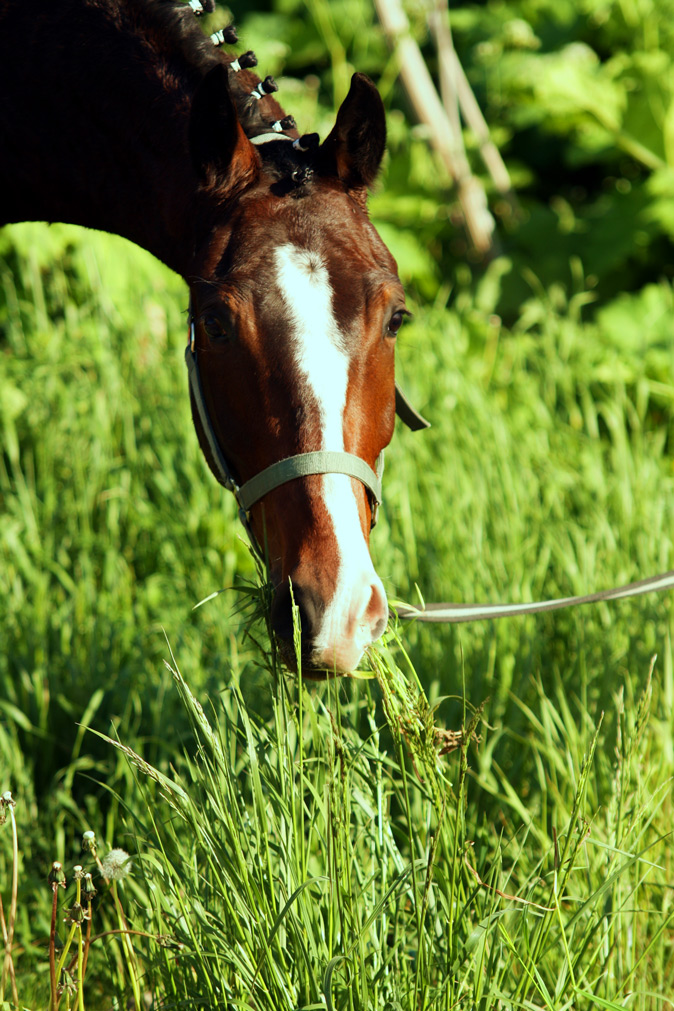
394;385;430;431
185;341;238;495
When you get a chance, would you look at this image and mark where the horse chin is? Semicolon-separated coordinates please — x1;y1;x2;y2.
274;637;360;680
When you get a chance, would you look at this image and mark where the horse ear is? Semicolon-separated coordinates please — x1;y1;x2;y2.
318;73;386;192
189;63;258;187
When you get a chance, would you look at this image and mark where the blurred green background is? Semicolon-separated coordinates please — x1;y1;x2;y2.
1;0;674;1002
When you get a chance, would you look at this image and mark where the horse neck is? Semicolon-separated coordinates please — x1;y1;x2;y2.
0;0;225;276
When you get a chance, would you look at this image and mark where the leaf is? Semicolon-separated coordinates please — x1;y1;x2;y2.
373;221;440;296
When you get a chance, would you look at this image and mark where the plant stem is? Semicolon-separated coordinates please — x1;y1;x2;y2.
2;804;19;1008
50;886;60;1011
112;880;142;1011
76;923;85;1011
56;873;82;1011
55;923;79;998
0;891;8;1002
82;903;93;979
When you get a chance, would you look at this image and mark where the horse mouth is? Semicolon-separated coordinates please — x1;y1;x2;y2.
273;633;369;679
273;638;348;679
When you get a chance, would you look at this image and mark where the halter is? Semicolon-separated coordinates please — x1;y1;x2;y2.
185;318;428;553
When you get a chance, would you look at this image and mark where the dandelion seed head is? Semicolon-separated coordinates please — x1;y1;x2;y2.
100;848;132;882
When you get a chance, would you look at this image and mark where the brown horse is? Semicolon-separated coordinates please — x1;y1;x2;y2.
0;0;425;675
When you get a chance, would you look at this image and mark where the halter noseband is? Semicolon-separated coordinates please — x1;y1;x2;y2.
185;316;428;553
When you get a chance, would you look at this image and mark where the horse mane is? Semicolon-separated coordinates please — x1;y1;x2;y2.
0;0;335;268
147;0;318;196
143;1;221;73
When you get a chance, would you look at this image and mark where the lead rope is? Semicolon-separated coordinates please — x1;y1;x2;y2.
393;568;674;623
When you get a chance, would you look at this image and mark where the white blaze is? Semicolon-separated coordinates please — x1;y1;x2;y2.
273;243;386;669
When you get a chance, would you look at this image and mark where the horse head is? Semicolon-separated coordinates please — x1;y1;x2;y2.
187;67;406;676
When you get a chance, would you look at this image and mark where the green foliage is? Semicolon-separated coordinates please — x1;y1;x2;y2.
2;217;674;1007
67;638;667;1011
448;0;674;313
1;0;674;1006
0;225;267;999
237;0;674;314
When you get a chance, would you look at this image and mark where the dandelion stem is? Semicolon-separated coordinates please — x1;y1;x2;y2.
8;805;18;996
76;922;85;1011
55;923;79;998
1;800;19;1008
56;871;83;1011
82;903;93;979
50;886;60;1011
48;862;67;1011
0;890;8;1003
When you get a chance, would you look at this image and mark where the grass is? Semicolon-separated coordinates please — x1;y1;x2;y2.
32;624;668;1009
4;0;674;1000
1;155;674;1010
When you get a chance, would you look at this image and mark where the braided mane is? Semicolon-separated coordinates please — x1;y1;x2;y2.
159;0;318;193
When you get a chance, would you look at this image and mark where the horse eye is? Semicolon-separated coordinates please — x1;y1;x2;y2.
202;314;228;340
387;310;406;338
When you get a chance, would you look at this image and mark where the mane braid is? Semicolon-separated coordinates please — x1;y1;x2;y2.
183;5;319;195
229;57;320;193
140;0;223;77
221;51;292;142
104;0;321;195
136;3;301;146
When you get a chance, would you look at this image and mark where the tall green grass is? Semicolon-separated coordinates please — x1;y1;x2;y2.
3;0;674;999
1;221;673;1008
86;625;672;1009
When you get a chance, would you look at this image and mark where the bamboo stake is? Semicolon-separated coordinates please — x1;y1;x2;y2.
374;0;495;253
429;0;514;198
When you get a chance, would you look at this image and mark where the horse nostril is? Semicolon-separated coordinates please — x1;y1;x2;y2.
270;580;320;644
363;580;388;641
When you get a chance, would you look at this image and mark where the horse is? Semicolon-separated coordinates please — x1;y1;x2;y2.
0;0;426;676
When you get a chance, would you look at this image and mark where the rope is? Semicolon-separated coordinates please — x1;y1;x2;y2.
393;569;674;623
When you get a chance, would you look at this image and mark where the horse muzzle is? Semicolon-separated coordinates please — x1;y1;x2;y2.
270;569;388;677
